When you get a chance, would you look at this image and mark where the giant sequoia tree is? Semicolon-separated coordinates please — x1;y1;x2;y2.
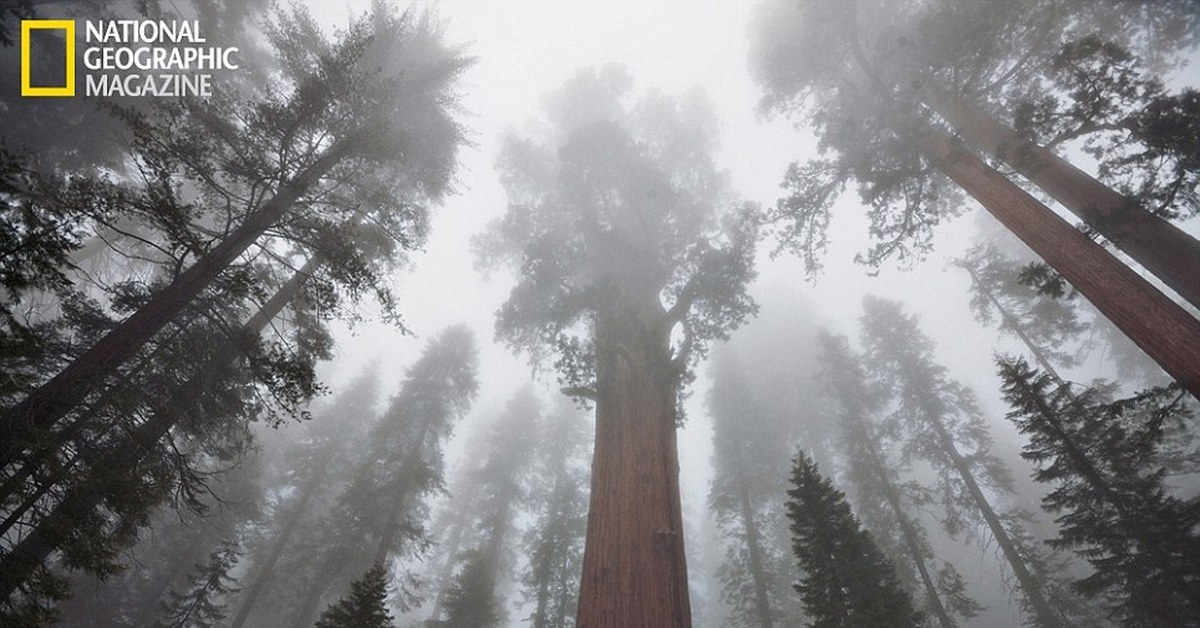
749;0;1200;397
478;65;758;626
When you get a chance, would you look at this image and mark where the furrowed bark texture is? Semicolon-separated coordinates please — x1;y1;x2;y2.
919;128;1200;399
576;303;691;628
925;87;1200;310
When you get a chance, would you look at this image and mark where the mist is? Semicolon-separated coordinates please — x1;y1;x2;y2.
1;0;1198;627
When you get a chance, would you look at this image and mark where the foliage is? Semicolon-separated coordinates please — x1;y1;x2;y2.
313;564;394;628
786;450;922;628
749;0;1200;274
477;65;758;395
155;540;242;628
998;357;1200;627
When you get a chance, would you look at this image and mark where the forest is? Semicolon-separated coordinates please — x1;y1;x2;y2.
0;0;1198;627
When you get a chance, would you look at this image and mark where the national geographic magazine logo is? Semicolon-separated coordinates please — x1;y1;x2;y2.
20;19;240;97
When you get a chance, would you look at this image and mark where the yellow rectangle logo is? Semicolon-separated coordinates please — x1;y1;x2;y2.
21;20;75;97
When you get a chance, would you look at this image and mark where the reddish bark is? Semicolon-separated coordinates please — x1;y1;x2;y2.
576;303;691;628
919;128;1200;399
924;87;1200;310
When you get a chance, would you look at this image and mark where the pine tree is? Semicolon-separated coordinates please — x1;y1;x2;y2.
313;564;394;628
289;325;479;628
860;296;1077;628
519;399;590;628
785;451;921;628
998;357;1200;627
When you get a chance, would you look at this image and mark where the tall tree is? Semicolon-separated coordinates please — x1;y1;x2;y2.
227;367;382;628
786;450;923;628
749;0;1200;398
998;358;1200;627
815;331;978;628
952;243;1088;378
0;2;470;468
290;325;479;628
519;398;590;628
478;65;759;627
859;296;1080;628
706;350;794;628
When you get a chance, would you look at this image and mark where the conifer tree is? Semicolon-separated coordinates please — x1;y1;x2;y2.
706;350;794;628
290;325;478;628
478;65;758;626
313;564;394;628
815;331;978;628
154;540;242;628
519;399;590;628
998;357;1200;627
860;296;1077;628
786;451;922;628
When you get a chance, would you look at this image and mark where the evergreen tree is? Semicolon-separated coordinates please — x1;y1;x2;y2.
998;357;1200;627
427;388;540;626
313;564;394;628
155;539;241;628
440;550;501;628
290;325;479;628
706;350;794;628
815;331;979;628
519;398;590;628
786;451;922;628
749;0;1200;397
227;367;382;628
478;65;759;626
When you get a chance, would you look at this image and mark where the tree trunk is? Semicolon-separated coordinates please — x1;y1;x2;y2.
918;127;1200;399
575;304;691;628
964;268;1065;382
863;436;956;628
924;86;1200;310
0;263;314;601
736;478;774;628
0;141;352;471
427;517;467;622
922;410;1065;628
229;449;331;628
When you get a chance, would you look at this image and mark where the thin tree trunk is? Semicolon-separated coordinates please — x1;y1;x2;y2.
0;263;315;601
862;436;956;628
291;551;349;628
228;449;332;628
427;518;467;622
575;304;691;628
0;141;353;470
736;477;774;628
924;86;1200;310
921;409;1065;628
918;127;1200;399
965;268;1065;382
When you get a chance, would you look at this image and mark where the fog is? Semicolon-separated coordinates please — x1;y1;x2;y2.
2;0;1198;627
